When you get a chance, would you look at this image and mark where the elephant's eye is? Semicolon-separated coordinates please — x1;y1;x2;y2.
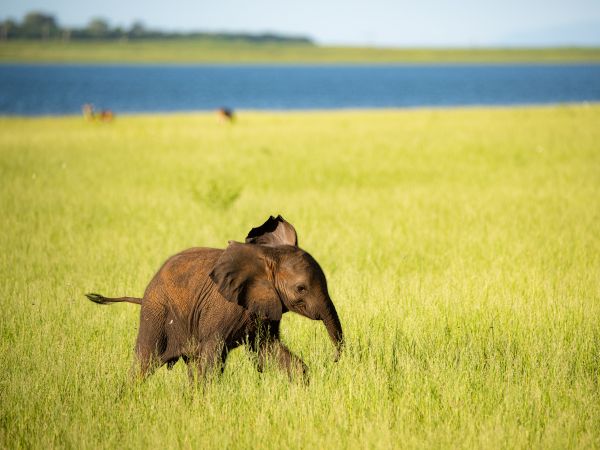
296;284;307;294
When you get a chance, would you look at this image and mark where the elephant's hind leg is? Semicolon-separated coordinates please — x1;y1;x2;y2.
131;349;163;381
133;304;168;380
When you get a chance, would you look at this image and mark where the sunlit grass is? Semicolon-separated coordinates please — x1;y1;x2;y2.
1;105;599;448
1;40;600;63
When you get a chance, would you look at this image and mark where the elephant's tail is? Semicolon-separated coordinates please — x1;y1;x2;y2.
85;293;142;305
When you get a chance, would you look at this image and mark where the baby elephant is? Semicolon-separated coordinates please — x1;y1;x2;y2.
86;216;343;382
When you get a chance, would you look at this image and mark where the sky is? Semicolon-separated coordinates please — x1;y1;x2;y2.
3;0;600;47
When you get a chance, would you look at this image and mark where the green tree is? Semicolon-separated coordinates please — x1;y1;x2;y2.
0;19;17;40
86;18;110;38
21;12;59;39
129;21;146;38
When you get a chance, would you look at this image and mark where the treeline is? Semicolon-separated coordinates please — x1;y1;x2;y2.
0;11;314;44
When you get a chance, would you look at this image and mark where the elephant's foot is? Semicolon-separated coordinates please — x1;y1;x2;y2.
186;340;226;385
258;340;309;384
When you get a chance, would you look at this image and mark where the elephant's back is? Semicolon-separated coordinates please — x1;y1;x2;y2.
143;247;224;309
159;246;223;282
172;247;224;263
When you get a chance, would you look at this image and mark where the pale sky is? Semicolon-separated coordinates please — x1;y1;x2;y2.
2;0;600;46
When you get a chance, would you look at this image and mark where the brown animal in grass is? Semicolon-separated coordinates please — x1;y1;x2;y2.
217;107;235;122
86;216;343;383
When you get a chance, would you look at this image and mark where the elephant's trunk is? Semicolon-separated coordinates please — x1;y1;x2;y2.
320;297;343;361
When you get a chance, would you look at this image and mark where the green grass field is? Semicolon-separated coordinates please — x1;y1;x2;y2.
1;105;599;449
2;40;600;63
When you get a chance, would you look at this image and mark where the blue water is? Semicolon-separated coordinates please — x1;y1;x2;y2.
1;64;599;115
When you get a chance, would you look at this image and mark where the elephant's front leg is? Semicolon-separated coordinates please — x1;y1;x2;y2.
187;339;226;384
257;339;309;383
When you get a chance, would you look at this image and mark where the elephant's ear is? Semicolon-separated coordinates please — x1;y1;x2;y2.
245;215;298;247
209;242;282;321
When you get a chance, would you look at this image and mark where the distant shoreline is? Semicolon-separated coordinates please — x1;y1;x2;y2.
2;103;599;120
1;40;599;64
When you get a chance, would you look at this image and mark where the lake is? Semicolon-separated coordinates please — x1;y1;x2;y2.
1;64;599;115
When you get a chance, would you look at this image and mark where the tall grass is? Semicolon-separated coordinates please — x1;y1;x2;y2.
1;105;599;449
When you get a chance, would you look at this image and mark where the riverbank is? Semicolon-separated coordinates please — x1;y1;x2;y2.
1;40;600;64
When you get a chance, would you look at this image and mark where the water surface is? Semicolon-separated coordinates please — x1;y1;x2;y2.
1;64;599;115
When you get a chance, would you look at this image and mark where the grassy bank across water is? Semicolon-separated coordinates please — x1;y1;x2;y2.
1;40;600;63
1;105;599;448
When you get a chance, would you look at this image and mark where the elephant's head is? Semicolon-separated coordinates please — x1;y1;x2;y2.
209;216;343;360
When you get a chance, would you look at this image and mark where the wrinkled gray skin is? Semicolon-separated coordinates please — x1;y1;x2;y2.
87;216;343;382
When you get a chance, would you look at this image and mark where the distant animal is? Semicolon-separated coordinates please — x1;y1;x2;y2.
99;110;114;122
81;104;114;122
82;103;95;121
86;216;343;383
217;107;235;122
